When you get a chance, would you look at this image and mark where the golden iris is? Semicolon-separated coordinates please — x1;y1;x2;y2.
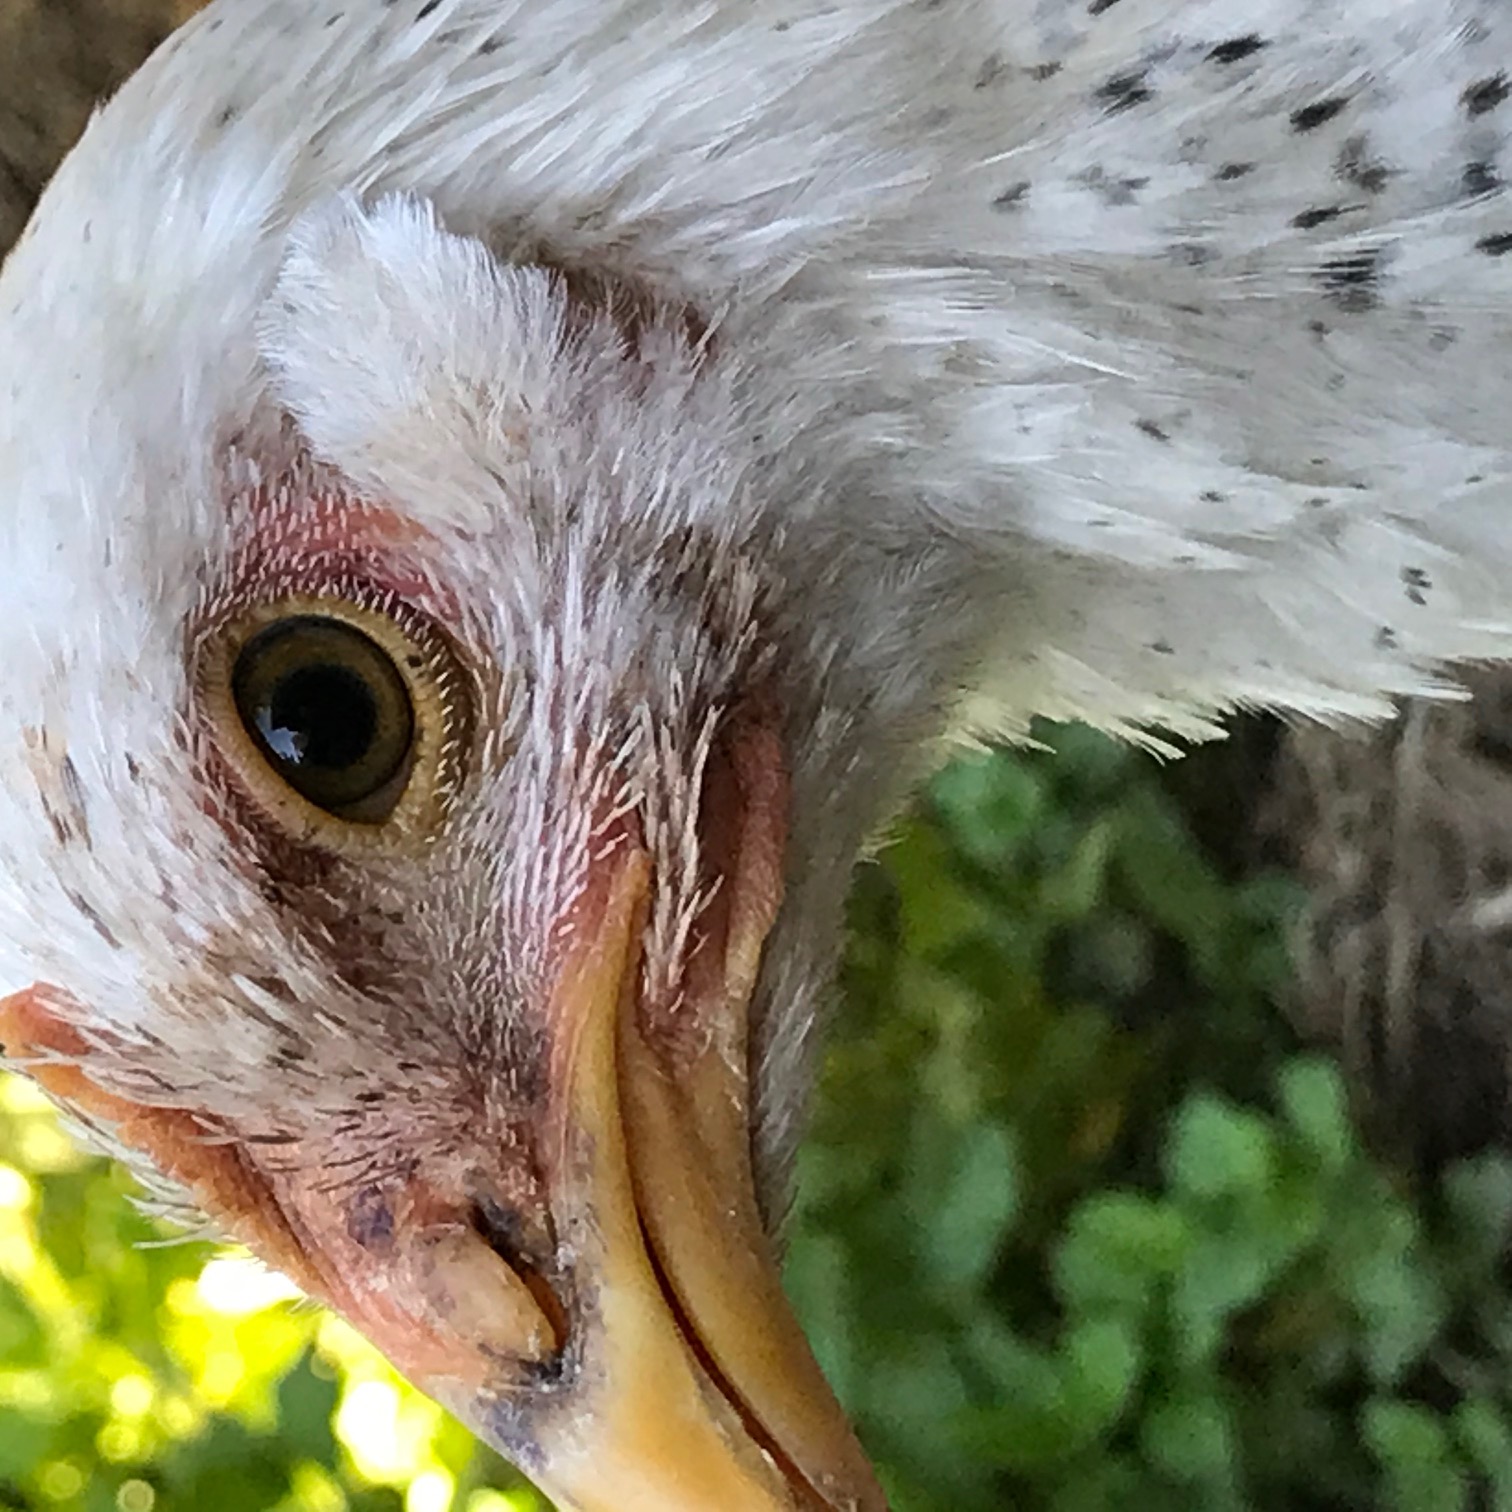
231;617;416;822
200;594;463;846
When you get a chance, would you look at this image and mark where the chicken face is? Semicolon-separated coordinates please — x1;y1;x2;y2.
0;0;1029;1501
0;189;931;1509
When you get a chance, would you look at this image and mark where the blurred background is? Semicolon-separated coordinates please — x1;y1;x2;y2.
8;5;1512;1510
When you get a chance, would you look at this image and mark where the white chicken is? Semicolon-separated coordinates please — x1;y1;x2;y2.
3;1;1512;1507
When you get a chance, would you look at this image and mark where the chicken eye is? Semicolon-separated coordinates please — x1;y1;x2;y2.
199;595;467;846
232;617;415;821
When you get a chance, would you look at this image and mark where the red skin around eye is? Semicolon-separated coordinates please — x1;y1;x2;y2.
0;481;490;1341
225;477;466;624
189;473;476;849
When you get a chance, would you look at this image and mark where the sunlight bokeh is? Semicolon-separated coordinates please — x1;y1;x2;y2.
0;1069;548;1512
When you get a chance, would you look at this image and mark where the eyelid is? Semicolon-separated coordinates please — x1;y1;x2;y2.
196;592;471;853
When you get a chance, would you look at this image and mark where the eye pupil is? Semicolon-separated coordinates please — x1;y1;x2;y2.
257;664;378;772
231;616;417;821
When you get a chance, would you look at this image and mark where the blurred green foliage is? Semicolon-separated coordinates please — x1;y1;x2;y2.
5;726;1512;1511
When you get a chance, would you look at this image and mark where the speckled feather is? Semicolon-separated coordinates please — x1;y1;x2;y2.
3;0;1512;1224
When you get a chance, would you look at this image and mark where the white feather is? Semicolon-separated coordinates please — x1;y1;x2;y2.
2;0;1512;1198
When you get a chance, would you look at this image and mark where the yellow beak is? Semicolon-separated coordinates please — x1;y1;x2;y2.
524;840;886;1511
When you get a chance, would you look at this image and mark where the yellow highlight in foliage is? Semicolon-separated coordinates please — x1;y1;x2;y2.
200;1346;246;1404
196;1254;304;1315
0;1073;53;1112
96;1419;148;1463
317;1310;458;1490
407;1469;456;1512
158;1394;201;1438
14;1116;87;1173
287;1462;350;1512
467;1492;539;1512
38;1461;84;1502
109;1373;156;1417
337;1377;449;1483
0;1161;30;1210
116;1480;157;1512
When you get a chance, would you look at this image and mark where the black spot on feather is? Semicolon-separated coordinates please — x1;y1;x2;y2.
1464;73;1510;118
974;53;1007;89
1207;35;1266;64
1402;566;1432;605
1335;135;1391;195
1463;160;1501;198
1318;249;1383;312
1293;205;1349;230
1096;70;1153;113
1291;97;1349;132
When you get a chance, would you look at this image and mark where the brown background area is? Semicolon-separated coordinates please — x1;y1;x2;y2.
0;0;197;250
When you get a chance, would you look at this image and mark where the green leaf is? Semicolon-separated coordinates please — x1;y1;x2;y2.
1452;1400;1512;1508
958;1317;1137;1470
1276;1058;1354;1170
1035;819;1116;923
925;1122;1018;1293
1362;1400;1468;1512
1444;1155;1512;1267
273;1351;338;1464
1141;1392;1236;1486
1165;1094;1277;1201
860;1337;975;1488
1059;1316;1142;1437
930;754;1045;867
1047;1455;1150;1512
785;1231;858;1408
1170;1231;1275;1367
0;1408;57;1481
1112;788;1227;956
0;1272;44;1366
887;826;998;960
1348;1250;1445;1387
1054;1192;1191;1314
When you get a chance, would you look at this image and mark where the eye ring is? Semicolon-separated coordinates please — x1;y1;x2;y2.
197;594;467;847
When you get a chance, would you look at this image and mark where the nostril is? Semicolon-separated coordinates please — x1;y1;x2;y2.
471;1199;571;1359
346;1184;397;1250
406;1220;562;1368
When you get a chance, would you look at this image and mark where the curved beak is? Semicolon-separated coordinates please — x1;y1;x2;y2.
519;837;884;1512
324;716;888;1509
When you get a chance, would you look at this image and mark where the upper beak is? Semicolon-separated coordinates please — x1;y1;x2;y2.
496;715;886;1510
519;832;885;1512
